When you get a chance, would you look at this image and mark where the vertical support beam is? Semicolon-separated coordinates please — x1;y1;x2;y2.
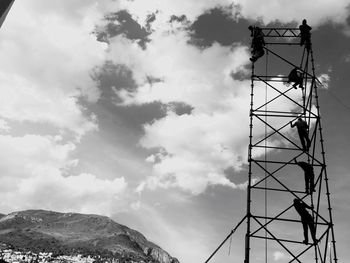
313;83;338;263
310;47;338;263
244;63;255;263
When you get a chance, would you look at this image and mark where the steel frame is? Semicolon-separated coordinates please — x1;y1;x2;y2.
244;28;338;263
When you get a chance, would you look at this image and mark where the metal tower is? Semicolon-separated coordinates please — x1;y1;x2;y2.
244;26;337;263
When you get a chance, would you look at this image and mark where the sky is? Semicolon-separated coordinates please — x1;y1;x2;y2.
0;0;350;262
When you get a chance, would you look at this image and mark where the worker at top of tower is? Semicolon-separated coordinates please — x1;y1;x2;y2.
248;26;265;62
293;199;317;245
294;158;315;194
290;117;311;151
287;67;304;89
299;19;312;51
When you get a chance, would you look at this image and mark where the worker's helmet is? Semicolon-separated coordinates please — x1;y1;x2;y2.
302;19;307;24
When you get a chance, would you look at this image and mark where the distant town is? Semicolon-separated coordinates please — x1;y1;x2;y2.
0;244;155;263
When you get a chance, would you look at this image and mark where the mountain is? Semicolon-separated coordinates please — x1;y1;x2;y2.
0;210;179;263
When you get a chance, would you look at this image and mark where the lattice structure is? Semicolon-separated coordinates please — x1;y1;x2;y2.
244;27;337;263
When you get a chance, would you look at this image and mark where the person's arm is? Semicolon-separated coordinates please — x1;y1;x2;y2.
290;121;295;128
302;201;313;210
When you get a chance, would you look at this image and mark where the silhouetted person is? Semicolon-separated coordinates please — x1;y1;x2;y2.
249;26;265;62
294;158;315;194
293;199;317;244
290;117;311;151
287;67;303;89
299;19;311;51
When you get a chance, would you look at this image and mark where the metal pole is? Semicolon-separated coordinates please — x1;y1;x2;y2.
244;62;255;263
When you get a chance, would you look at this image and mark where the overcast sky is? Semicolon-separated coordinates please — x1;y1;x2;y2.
0;1;350;262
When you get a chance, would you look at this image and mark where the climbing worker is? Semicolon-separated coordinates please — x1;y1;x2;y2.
290;117;311;151
299;19;312;51
287;67;304;89
293;199;317;245
248;25;255;37
249;26;265;62
294;158;315;194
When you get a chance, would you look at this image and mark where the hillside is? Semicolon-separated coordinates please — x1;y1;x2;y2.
0;210;179;263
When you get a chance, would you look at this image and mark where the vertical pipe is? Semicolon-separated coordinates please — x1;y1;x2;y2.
311;49;338;263
244;62;255;263
313;83;338;263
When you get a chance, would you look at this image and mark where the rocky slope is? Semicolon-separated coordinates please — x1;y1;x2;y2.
0;210;179;263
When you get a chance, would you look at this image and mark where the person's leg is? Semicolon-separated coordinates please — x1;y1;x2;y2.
256;49;265;60
305;133;311;149
298;130;306;150
309;172;315;193
308;220;317;243
292;80;298;89
302;221;308;243
306;39;311;51
304;174;309;194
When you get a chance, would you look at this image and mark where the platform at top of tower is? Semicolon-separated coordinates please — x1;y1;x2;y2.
258;27;301;38
250;27;306;45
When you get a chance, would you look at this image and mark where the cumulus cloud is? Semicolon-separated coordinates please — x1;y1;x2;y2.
0;134;127;215
106;14;303;194
0;0;112;138
118;0;350;29
235;0;350;26
107;0;342;196
0;1;130;215
0;72;98;139
118;0;232;29
15;173;127;216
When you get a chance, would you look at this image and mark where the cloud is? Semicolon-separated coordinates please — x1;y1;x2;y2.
118;0;350;29
318;73;331;89
106;16;304;194
0;72;98;139
118;0;232;29
235;0;350;26
0;0;113;139
15;173;127;216
0;119;10;132
0;0;141;217
0;134;127;216
273;251;291;261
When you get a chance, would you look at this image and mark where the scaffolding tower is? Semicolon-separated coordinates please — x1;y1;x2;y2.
244;26;337;263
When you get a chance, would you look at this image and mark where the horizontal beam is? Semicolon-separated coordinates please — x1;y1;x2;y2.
251;159;324;167
265;42;300;45
252;145;301;151
253;215;330;226
259;28;300;38
251;186;306;194
251;235;311;245
253;110;314;115
252;113;310;118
